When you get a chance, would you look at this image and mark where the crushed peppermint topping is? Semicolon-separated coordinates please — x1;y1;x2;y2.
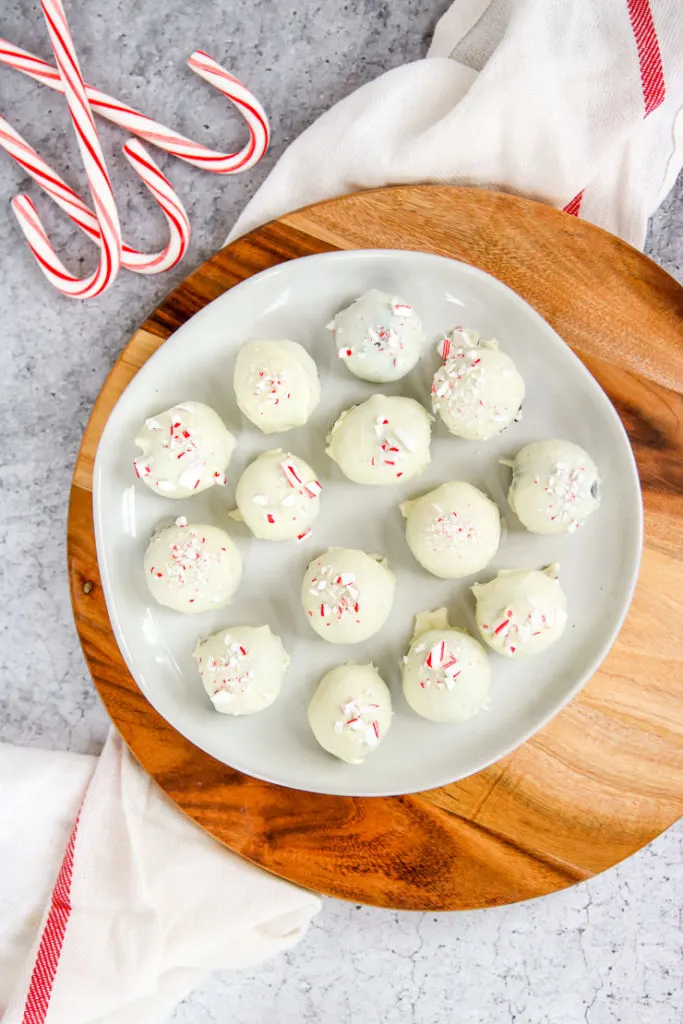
251;366;291;408
165;414;197;458
308;565;360;623
413;637;463;691
534;461;595;529
366;325;402;365
250;458;321;527
204;636;253;700
280;458;322;500
432;344;485;410
337;309;409;367
432;332;512;426
480;601;567;654
371;415;417;475
134;410;227;492
426;504;477;549
333;696;381;746
150;527;226;597
178;459;206;492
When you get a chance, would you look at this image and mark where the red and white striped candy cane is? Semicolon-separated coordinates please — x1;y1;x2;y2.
12;0;122;298
0;116;190;274
0;41;270;174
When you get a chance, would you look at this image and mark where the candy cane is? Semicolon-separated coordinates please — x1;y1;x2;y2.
0;116;190;274
0;40;270;174
11;0;122;298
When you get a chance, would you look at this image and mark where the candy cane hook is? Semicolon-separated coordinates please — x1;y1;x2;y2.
0;117;190;274
0;41;270;174
12;0;122;298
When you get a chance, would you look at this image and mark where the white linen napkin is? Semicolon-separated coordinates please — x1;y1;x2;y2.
231;0;683;247
4;1;683;1021
0;732;320;1023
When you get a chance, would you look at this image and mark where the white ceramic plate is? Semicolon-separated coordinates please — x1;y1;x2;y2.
94;249;643;797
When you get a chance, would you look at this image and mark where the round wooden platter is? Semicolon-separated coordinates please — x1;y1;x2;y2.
68;186;683;911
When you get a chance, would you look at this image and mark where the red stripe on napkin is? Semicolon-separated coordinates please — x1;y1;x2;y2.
21;815;80;1024
627;0;666;115
563;1;665;219
562;190;584;216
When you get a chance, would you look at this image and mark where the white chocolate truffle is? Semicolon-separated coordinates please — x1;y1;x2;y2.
326;394;432;486
402;608;490;723
231;449;322;542
193;625;289;715
401;481;501;579
473;566;568;658
134;401;236;498
302;548;396;644
432;328;525;440
507;439;601;534
328;289;426;383
308;663;392;763
144;518;242;614
233;340;321;434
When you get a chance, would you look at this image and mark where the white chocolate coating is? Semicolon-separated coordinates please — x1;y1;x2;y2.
507;439;601;534
432;328;525;440
193;625;289;715
301;548;396;644
326;394;432;486
401;481;501;579
308;663;392;763
233;340;321;434
134;401;236;498
473;566;568;657
402;608;490;723
144;518;242;614
328;289;426;383
232;449;322;542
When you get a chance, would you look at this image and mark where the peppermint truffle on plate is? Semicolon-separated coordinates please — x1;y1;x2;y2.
472;566;568;657
506;439;601;534
327;289;426;383
308;663;392;763
233;340;321;434
231;449;322;542
326;394;432;485
401;481;501;579
301;548;396;644
401;608;491;723
133;401;235;498
432;327;525;440
194;625;289;715
144;518;242;613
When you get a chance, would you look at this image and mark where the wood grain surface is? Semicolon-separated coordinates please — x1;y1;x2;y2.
67;186;683;911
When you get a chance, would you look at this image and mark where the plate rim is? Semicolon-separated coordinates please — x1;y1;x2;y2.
92;246;645;797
